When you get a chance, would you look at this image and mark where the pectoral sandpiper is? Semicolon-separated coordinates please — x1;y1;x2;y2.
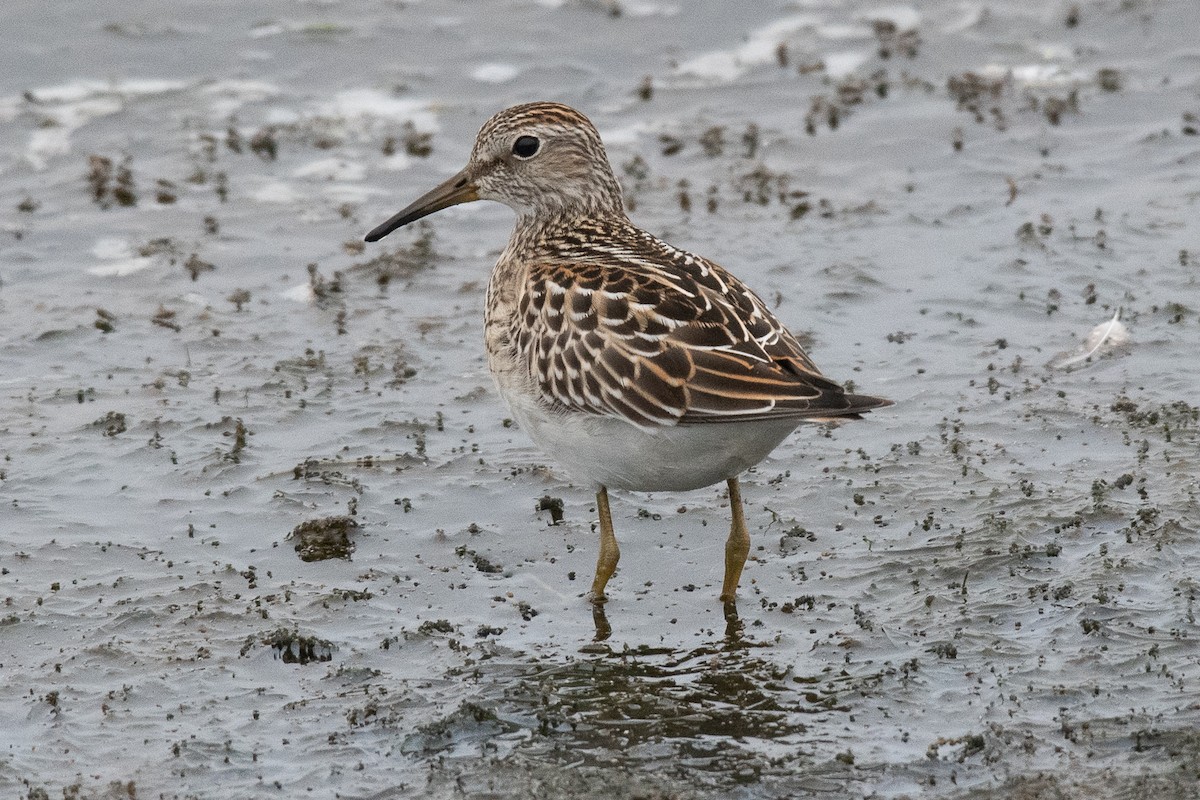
366;102;891;605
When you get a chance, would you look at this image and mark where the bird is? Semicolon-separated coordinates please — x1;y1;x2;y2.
365;101;891;606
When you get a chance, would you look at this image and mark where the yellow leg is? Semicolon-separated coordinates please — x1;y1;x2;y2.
590;486;620;603
720;477;750;602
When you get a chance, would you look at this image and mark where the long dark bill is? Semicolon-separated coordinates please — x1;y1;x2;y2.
364;168;478;242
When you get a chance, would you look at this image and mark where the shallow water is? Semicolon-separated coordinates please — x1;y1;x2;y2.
2;1;1198;797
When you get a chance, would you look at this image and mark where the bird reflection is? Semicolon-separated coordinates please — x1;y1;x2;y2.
592;602;612;642
588;598;747;649
722;600;744;646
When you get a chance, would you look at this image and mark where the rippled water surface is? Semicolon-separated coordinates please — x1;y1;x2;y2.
2;1;1198;797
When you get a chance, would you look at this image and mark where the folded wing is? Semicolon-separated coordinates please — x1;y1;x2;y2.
516;232;890;429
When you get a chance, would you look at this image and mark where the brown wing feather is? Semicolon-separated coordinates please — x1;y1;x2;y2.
517;223;890;428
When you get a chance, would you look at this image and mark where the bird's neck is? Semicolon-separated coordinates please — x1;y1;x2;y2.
512;204;631;249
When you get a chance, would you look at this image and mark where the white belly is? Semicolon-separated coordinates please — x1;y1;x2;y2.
502;390;801;492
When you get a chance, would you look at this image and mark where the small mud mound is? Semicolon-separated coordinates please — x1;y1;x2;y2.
289;516;358;561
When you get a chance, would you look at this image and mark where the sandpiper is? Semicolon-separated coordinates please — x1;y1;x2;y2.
366;102;890;604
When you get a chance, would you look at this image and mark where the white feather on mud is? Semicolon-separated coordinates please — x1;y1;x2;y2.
1047;308;1130;370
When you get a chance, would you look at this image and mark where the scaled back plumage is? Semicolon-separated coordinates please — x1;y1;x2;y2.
512;214;885;428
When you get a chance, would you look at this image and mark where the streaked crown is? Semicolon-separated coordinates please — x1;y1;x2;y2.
468;102;625;220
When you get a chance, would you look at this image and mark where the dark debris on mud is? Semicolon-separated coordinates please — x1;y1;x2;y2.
289;515;358;561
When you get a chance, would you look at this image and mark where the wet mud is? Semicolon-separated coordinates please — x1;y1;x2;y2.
1;1;1198;798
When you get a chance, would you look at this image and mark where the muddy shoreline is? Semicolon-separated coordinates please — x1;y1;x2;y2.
2;1;1198;797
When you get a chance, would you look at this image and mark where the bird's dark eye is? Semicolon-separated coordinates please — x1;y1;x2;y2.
512;135;540;158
